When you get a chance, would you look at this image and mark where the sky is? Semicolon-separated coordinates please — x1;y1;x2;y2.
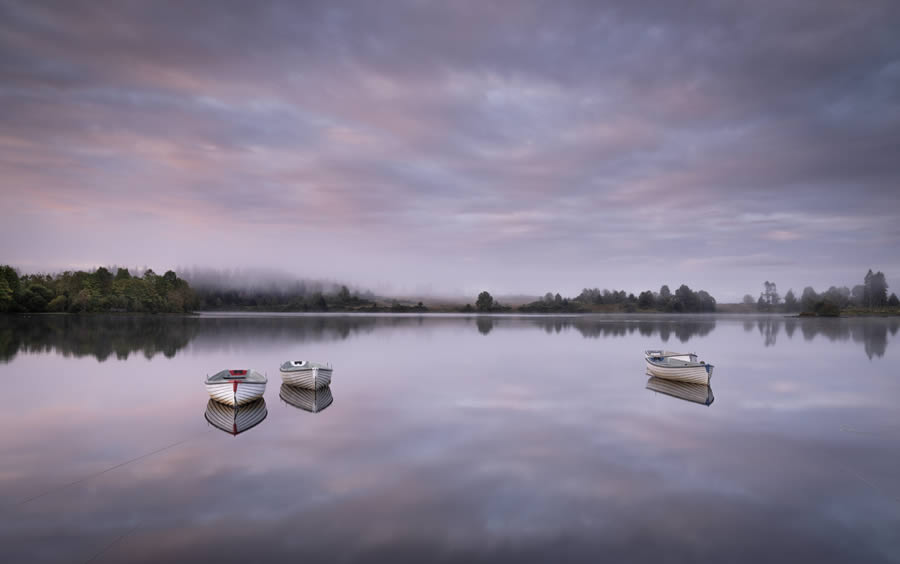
1;1;899;301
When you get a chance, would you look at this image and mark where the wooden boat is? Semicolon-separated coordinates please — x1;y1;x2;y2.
644;350;714;385
645;377;714;406
204;398;268;435
205;369;267;406
279;360;332;390
279;383;334;413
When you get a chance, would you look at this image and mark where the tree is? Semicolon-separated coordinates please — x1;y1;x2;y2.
888;293;900;307
869;270;888;307
815;301;841;317
658;285;672;309
823;286;850;309
760;281;780;308
742;294;755;306
114;268;131;281
20;289;44;312
162;270;178;286
338;285;351;303
851;285;866;306
93;267;113;292
675;284;698;312
800;287;819;313
29;284;54;305
696;290;716;312
638;290;655;309
47;295;67;312
861;269;888;308
544;292;555;303
70;289;94;312
0;277;13;312
0;265;20;295
476;291;494;312
783;289;798;312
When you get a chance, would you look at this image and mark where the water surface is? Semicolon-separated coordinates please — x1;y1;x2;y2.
1;313;898;563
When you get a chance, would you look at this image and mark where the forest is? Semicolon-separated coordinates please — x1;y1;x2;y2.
744;269;899;316
485;284;717;313
0;265;196;313
14;263;897;317
1;264;722;315
0;265;425;314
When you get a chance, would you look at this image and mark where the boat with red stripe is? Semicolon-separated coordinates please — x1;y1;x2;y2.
205;369;267;406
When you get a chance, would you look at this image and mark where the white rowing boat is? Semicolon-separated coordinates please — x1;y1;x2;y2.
204;398;268;435
280;383;334;413
205;369;267;406
644;350;714;385
279;360;333;390
645;377;714;406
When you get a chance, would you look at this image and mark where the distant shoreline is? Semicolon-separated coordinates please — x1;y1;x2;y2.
7;310;899;318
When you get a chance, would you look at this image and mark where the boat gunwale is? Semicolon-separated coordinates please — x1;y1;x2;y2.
644;357;712;369
205;369;268;384
644;350;697;358
279;360;331;372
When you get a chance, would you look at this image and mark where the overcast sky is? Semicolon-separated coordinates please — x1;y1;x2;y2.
1;1;899;300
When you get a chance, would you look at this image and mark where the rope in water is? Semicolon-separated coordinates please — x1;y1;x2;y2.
839;423;900;436
82;523;140;564
13;428;211;508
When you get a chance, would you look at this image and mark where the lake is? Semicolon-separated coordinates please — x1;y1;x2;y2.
1;313;899;563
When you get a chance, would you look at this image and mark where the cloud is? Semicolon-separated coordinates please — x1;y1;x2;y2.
764;230;804;242
1;1;898;297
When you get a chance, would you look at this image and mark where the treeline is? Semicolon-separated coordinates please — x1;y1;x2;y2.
476;284;717;313
196;283;373;312
744;269;899;316
459;291;513;313
0;266;196;314
182;267;429;312
183;267;379;311
194;283;428;312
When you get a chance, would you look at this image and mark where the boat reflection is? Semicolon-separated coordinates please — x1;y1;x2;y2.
645;376;714;406
280;384;334;414
204;398;268;436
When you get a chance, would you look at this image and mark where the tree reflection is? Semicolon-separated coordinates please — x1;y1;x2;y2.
742;316;899;358
476;317;494;335
758;318;780;347
0;314;198;362
2;314;895;363
531;317;716;342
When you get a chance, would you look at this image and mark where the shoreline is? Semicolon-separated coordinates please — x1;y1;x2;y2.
6;310;899;318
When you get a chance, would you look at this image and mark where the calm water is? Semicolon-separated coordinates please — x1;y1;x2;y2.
1;313;899;563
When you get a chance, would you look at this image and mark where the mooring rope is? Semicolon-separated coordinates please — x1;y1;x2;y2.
839;423;900;436
13;428;211;508
82;523;140;564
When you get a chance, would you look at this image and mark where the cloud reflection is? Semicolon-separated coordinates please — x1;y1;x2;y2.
1;313;899;562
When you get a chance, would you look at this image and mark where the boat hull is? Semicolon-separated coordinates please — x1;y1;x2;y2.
205;381;266;406
280;367;332;390
645;360;712;385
